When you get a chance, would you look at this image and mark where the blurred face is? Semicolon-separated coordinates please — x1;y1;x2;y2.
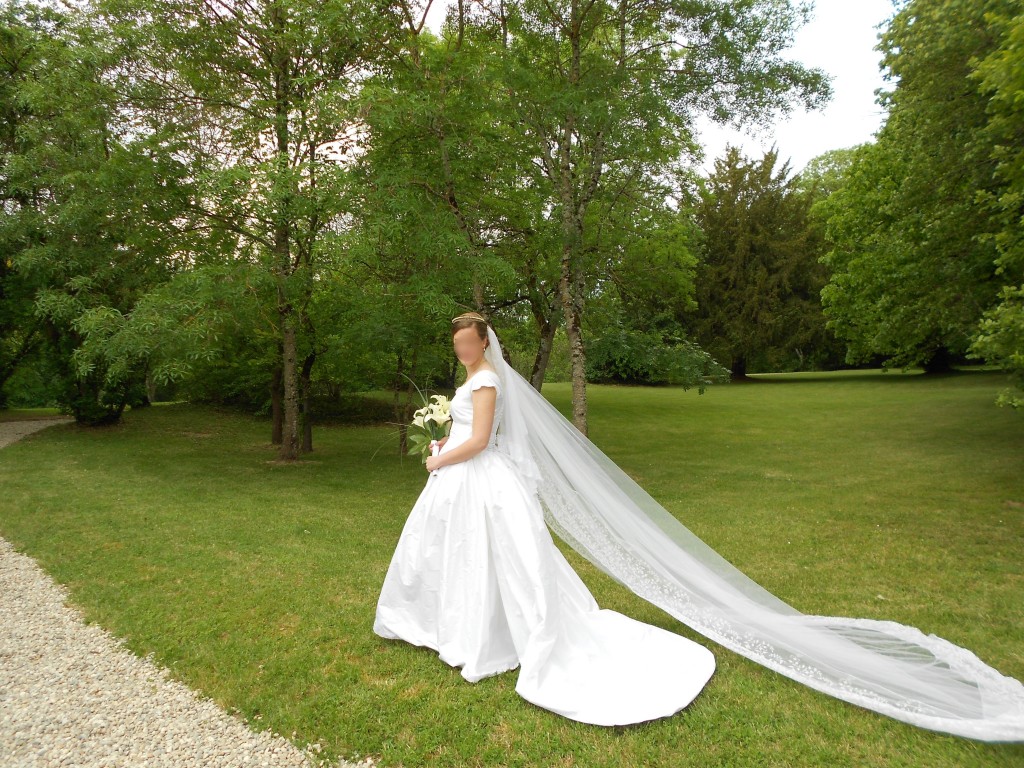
453;326;487;366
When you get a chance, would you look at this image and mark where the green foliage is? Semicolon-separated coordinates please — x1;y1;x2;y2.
2;0;833;424
580;198;729;386
689;146;843;377
966;8;1024;407
67;262;284;412
342;28;510;391
585;323;729;388
0;2;180;422
817;0;1014;379
0;7;40;406
498;0;830;394
971;286;1024;407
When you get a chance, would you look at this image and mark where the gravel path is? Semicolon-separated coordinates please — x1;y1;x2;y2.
0;419;378;768
0;418;75;450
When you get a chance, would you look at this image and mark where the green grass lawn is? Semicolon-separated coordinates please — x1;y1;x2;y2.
0;407;69;422
1;368;1022;767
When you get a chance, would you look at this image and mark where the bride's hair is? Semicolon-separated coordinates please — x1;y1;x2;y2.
451;312;489;347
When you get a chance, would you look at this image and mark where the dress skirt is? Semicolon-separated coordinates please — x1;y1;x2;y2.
373;437;716;726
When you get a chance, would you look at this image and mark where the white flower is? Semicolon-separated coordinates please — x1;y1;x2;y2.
425;403;450;424
416;395;451;426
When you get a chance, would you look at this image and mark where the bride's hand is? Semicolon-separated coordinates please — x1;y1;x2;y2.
437;436;449;449
425;454;443;472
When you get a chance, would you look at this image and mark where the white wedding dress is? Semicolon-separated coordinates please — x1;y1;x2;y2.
373;368;716;725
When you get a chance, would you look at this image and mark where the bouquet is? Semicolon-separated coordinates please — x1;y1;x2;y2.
407;392;452;464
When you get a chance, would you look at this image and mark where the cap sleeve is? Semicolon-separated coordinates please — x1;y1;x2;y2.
470;370;500;391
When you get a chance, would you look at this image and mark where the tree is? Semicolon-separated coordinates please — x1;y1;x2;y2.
817;0;1013;374
478;0;830;433
579;172;730;387
89;0;393;457
1;1;183;423
690;146;841;379
350;11;534;372
351;6;575;395
0;4;46;408
967;8;1024;407
3;0;830;437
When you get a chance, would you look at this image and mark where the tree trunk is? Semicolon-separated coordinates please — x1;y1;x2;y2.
526;268;559;391
394;350;409;455
530;314;557;391
0;324;40;394
300;351;315;453
280;316;300;459
731;355;750;381
553;0;600;435
271;1;300;461
270;364;283;444
559;244;588;435
144;369;158;404
922;346;954;374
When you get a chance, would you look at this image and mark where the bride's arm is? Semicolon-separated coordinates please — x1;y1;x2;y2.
427;386;496;470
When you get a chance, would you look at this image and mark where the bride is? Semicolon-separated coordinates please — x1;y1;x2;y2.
374;313;1024;738
374;312;715;725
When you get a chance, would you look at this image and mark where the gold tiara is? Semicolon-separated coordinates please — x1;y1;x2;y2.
452;312;487;324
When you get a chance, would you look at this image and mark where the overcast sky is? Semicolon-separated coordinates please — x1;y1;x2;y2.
424;0;896;174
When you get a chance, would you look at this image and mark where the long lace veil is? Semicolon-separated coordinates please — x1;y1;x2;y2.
481;324;1024;741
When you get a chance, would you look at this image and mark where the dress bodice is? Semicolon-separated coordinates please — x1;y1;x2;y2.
445;368;502;450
